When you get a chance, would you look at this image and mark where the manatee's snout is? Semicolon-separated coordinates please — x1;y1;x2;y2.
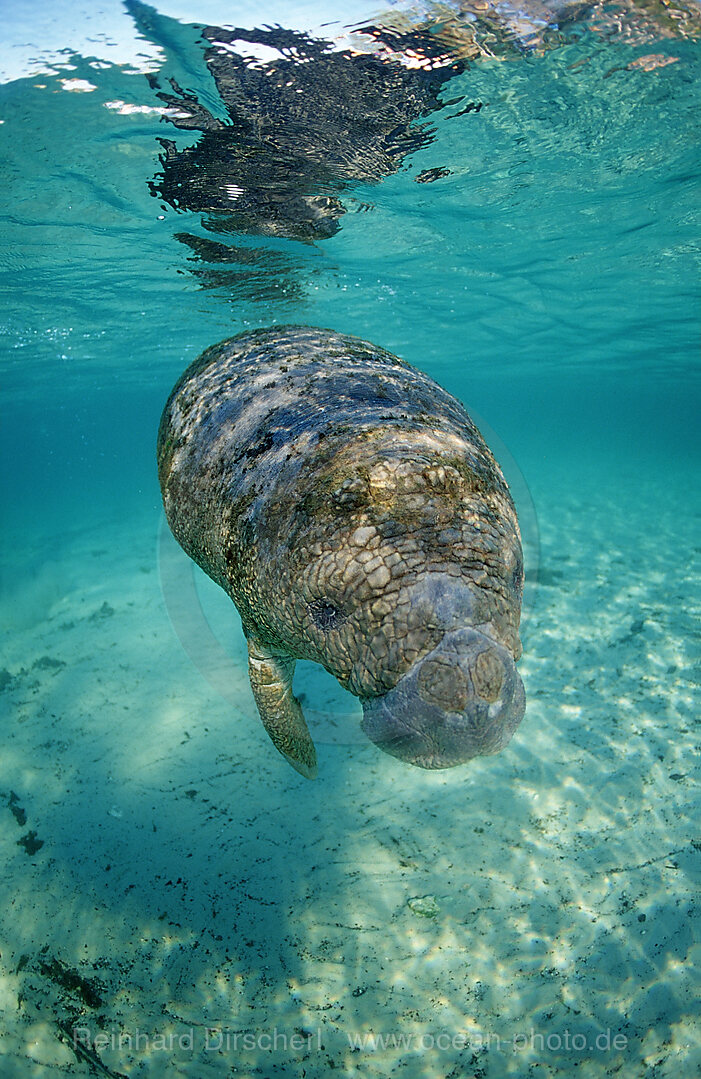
360;628;525;769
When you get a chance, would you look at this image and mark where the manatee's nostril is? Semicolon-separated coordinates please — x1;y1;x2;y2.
472;649;505;702
417;657;469;712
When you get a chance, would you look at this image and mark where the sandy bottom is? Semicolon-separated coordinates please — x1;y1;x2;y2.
0;460;699;1078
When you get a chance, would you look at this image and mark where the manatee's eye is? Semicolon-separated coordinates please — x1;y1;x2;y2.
308;599;346;631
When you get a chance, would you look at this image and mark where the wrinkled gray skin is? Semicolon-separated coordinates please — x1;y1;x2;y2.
158;327;525;778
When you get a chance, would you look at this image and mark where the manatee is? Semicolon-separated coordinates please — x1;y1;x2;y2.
157;326;525;778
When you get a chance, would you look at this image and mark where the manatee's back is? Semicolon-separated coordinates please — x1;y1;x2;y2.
157;325;518;649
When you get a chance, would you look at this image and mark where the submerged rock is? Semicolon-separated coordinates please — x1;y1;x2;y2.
408;895;440;917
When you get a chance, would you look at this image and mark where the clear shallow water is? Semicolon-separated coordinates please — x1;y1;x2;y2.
0;1;699;1076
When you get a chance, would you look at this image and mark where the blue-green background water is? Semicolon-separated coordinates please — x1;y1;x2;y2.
2;18;699;539
1;2;699;1076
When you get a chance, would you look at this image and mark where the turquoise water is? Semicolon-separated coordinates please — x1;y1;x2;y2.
1;2;700;1076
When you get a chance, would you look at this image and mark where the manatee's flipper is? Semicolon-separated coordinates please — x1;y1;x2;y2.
247;638;318;779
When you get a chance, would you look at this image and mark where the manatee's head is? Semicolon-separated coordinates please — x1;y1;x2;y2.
360;626;525;768
248;431;527;772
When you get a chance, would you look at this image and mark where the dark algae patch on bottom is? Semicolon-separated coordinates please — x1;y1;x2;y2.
17;829;44;855
8;791;27;826
39;954;105;1009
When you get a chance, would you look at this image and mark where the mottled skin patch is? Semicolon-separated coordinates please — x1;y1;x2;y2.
158;326;525;777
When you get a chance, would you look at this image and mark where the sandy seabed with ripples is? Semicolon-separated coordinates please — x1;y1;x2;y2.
0;451;698;1079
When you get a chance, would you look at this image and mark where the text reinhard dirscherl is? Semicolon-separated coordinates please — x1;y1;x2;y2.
70;1025;629;1056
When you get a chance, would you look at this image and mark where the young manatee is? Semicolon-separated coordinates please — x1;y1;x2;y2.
157;326;525;778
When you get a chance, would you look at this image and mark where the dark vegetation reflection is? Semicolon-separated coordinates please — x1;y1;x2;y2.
127;0;489;301
127;0;701;305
